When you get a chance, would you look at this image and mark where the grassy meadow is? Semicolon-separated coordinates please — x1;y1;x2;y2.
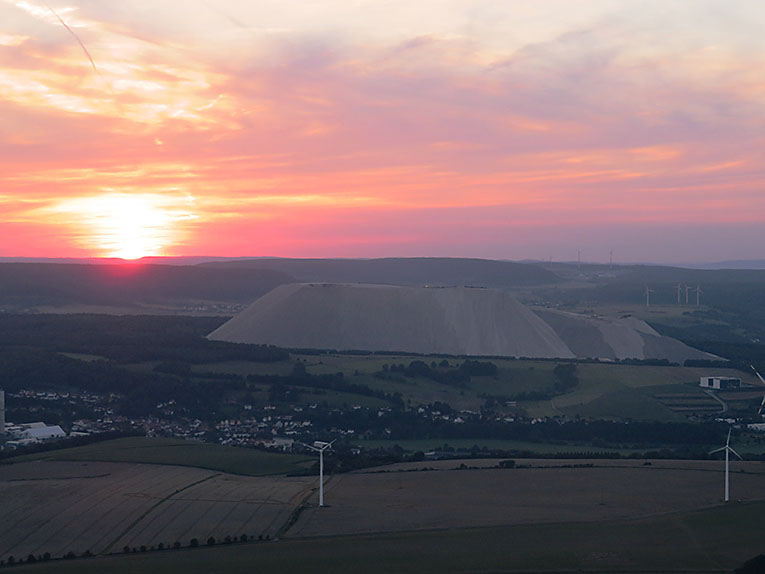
3;437;313;476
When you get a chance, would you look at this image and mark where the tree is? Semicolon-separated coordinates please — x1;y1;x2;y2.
190;538;199;548
207;536;216;546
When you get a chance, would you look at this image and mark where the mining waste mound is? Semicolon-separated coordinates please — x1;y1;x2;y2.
209;284;716;361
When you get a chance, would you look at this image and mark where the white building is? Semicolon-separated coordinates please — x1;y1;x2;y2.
699;376;741;390
21;425;66;440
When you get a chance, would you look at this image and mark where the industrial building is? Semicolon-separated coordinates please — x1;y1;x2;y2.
699;376;741;390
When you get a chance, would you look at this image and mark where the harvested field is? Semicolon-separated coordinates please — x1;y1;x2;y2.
0;461;314;562
8;502;765;573
288;458;765;537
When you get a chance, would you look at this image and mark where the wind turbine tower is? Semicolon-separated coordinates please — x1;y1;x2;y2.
645;286;654;307
675;284;683;305
695;285;703;306
685;285;691;305
302;440;335;507
709;428;742;503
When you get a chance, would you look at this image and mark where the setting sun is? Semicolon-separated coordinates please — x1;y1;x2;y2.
51;193;197;259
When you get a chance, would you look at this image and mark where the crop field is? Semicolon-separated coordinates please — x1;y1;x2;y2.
8;437;314;476
8;478;765;573
0;460;314;563
353;437;645;455
289;458;765;538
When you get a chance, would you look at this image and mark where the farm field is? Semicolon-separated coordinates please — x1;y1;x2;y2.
289;458;765;537
9;500;765;573
211;353;758;420
0;460;314;563
6;437;314;476
353;437;646;455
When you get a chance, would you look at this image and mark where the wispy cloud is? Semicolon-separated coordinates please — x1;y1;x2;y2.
1;0;764;261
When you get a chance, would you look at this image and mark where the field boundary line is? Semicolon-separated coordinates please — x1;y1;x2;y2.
101;472;220;555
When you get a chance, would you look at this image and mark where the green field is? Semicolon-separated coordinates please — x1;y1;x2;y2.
68;343;758;422
294;354;755;420
9;502;765;573
3;437;313;476
189;352;760;422
353;437;645;455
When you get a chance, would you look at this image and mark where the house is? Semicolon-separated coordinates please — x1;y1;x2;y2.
699;376;741;390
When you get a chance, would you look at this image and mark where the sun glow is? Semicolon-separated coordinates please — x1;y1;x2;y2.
51;193;197;259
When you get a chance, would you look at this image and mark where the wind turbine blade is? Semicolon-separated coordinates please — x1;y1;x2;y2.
751;365;765;386
729;447;743;460
709;446;725;455
758;394;765;416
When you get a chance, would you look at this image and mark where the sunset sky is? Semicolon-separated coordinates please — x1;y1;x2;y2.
1;0;764;263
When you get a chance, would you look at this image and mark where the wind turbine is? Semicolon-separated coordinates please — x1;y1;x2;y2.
301;440;335;507
695;285;703;306
709;428;742;503
685;285;691;305
645;286;654;307
675;283;683;305
750;365;765;417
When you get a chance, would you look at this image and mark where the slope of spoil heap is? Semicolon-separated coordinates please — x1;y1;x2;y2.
208;283;573;358
209;283;717;362
531;308;717;362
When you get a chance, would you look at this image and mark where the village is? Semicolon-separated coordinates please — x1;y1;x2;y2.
0;386;493;455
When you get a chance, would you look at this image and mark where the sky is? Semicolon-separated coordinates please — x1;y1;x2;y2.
1;0;764;263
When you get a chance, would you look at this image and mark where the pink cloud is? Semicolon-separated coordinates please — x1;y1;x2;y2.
1;7;764;262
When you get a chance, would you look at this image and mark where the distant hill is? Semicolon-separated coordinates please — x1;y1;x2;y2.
0;263;293;312
200;257;562;287
682;260;765;270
